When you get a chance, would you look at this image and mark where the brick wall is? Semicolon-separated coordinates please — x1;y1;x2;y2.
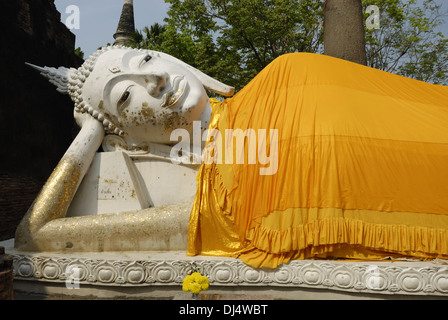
0;175;42;241
0;247;14;300
0;0;82;240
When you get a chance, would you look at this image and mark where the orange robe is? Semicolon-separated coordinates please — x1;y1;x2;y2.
187;53;448;268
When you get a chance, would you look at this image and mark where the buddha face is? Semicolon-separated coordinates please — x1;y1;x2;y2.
81;48;212;147
29;46;233;148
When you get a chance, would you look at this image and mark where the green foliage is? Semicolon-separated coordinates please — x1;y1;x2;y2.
74;47;85;60
132;0;324;92
131;0;448;90
363;0;448;84
129;23;166;50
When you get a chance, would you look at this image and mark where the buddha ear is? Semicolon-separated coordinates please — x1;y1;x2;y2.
25;63;76;94
154;51;235;97
190;67;235;97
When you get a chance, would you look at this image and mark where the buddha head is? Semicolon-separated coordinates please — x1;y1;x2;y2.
27;46;234;150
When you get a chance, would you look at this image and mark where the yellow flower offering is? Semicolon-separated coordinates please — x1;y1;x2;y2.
182;272;210;294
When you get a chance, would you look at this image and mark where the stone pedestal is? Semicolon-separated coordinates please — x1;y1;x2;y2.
2;239;448;300
0;247;14;300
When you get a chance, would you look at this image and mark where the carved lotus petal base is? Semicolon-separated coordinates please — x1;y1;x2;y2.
2;240;447;299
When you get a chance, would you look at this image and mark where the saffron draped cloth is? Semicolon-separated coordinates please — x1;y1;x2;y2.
187;53;448;268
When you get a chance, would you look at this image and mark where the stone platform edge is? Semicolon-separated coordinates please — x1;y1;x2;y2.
2;239;448;298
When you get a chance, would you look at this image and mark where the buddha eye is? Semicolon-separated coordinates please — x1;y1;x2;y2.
144;55;152;63
117;86;133;113
119;91;130;104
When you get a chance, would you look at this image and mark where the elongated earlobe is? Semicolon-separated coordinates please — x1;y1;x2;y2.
153;51;235;97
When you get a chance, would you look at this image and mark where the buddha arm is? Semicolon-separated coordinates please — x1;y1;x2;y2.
15;117;105;251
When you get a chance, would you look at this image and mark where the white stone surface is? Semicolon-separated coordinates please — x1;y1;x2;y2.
66;151;199;217
2;239;448;299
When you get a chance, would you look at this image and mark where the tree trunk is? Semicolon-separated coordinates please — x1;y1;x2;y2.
323;0;367;65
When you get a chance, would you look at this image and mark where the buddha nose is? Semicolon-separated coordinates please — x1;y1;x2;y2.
145;72;168;97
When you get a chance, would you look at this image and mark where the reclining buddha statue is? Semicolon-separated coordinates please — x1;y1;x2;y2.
16;46;448;269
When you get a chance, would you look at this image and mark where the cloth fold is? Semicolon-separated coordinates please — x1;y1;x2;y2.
187;53;448;268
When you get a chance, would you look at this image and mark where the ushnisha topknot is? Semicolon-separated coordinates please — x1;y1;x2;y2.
26;46;129;136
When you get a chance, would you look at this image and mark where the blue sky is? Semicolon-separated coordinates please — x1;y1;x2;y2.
54;0;448;58
54;0;170;57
